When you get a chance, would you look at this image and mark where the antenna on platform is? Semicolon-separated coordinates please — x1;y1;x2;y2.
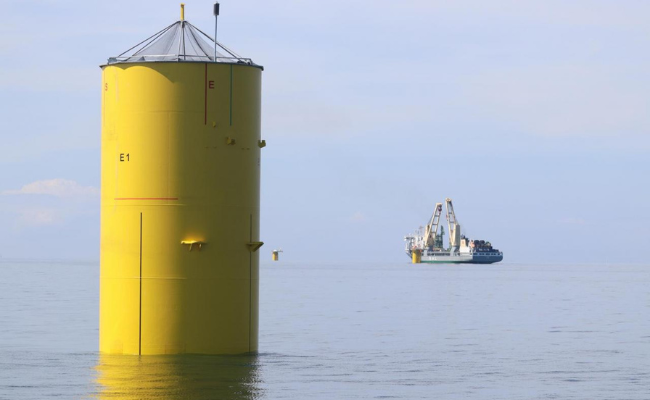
213;2;220;61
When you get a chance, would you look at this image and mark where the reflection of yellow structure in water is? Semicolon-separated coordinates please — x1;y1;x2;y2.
94;354;261;399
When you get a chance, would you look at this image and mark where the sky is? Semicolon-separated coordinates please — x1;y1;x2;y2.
0;0;648;264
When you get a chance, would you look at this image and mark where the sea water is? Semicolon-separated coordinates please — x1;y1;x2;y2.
0;260;648;399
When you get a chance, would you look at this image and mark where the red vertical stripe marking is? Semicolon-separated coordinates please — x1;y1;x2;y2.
204;63;208;125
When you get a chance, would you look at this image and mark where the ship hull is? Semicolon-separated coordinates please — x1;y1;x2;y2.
415;252;503;264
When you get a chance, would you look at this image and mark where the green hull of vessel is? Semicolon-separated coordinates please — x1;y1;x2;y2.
415;252;503;264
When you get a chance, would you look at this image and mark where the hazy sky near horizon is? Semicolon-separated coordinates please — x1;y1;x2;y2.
0;0;648;263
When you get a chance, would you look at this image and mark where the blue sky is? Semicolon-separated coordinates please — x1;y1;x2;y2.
0;0;648;263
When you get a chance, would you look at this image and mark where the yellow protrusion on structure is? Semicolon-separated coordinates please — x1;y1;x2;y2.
180;3;185;20
247;242;264;252
181;240;205;251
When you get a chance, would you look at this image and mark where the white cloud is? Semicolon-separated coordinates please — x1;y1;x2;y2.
18;208;59;226
350;212;366;222
2;179;98;198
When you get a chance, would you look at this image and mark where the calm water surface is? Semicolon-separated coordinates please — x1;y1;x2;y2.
0;260;648;399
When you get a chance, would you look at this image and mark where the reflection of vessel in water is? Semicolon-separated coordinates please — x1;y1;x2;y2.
94;354;260;399
404;198;503;264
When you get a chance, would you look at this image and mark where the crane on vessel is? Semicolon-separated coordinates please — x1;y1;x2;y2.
423;203;443;249
445;198;461;252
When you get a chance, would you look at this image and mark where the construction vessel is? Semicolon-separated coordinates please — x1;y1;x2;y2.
404;198;503;264
100;4;264;355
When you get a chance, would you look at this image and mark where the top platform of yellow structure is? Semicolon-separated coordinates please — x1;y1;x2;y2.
104;5;262;69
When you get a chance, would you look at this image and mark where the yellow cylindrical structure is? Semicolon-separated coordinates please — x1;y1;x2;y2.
100;60;263;354
412;249;421;264
272;251;279;261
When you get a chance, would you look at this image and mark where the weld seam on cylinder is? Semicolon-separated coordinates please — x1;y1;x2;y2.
249;213;253;352
229;64;233;126
139;212;143;356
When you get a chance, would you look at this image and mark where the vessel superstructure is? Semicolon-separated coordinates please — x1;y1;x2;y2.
404;198;503;264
